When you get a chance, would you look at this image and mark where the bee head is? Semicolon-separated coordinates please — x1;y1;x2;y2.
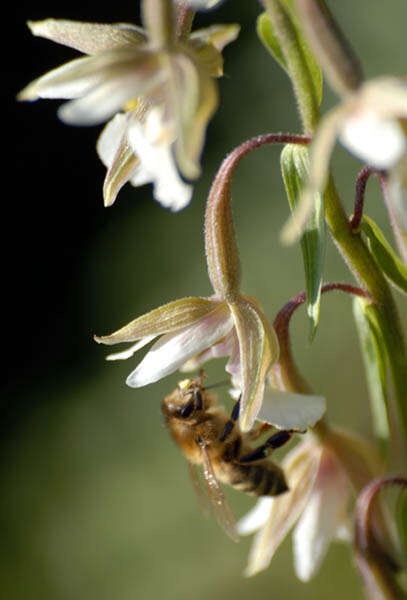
161;378;205;421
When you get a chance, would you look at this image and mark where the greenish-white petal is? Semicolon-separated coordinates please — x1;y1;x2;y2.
229;296;279;432
244;440;321;576
97;113;143;206
165;51;218;180
27;18;146;55
126;303;233;387
94;297;219;345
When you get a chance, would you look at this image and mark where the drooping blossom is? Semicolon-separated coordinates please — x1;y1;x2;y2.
18;4;239;208
95;136;326;432
282;0;407;248
238;428;384;580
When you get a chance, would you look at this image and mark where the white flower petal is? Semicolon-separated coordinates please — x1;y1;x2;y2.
18;56;105;101
257;387;326;430
106;335;156;361
339;110;406;169
58;71;156;125
293;450;349;581
97;113;129;167
237;497;272;536
126;308;234;387
128;114;193;211
179;329;237;372
244;442;321;576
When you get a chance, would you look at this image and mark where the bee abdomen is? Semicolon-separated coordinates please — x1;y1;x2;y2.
230;464;288;497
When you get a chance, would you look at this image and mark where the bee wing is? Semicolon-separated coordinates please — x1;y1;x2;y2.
187;462;211;518
196;438;240;543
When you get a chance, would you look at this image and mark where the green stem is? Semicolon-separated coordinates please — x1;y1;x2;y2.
264;0;320;133
325;176;407;462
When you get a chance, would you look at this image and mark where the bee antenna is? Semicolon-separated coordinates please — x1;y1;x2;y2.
204;379;230;390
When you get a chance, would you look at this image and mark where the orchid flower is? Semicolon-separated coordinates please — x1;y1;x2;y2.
282;0;407;249
18;0;239;208
95;138;326;431
238;429;383;581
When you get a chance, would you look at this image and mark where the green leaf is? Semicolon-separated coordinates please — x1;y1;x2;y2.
361;216;407;296
353;297;390;454
257;13;287;73
256;9;323;107
281;144;325;340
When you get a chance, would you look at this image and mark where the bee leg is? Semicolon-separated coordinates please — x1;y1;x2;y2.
247;422;273;441
219;397;241;442
194;389;203;411
239;430;293;463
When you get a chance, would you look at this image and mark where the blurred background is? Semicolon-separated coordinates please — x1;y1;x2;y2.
5;1;407;598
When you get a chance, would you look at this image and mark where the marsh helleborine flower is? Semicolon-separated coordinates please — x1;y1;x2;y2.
283;1;407;247
18;0;239;209
95;142;326;432
238;428;383;580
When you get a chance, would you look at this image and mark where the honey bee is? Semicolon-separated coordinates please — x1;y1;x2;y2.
162;375;294;542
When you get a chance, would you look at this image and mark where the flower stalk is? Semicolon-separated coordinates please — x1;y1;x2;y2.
262;0;320;133
324;177;407;456
205;133;310;299
355;477;407;600
272;282;371;395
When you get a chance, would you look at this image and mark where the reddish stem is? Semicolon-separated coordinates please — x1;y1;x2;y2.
350;166;377;231
272;282;371;393
354;476;407;600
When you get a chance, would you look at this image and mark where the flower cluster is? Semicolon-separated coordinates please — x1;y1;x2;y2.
238;428;383;581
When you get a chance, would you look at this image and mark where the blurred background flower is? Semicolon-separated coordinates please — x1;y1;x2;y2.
6;1;407;599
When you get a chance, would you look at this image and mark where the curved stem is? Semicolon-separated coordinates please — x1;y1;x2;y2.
272;282;370;393
205;133;310;299
350;166;378;231
354;476;407;600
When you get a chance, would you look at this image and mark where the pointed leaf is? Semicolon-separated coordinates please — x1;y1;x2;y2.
353;297;389;454
281;104;349;244
257;13;287;73
94;297;218;345
281;144;325;339
361;215;407;295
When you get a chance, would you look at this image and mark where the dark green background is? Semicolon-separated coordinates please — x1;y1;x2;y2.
5;2;407;598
